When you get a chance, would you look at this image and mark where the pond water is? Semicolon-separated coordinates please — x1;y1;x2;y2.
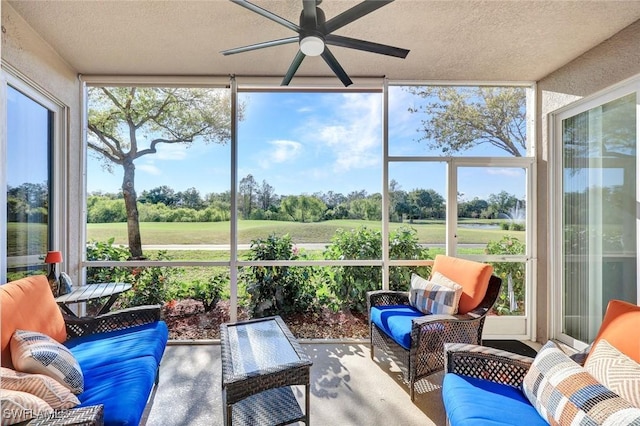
458;223;501;230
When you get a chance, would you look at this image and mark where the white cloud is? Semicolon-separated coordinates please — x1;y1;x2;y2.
137;163;162;175
486;168;524;178
259;140;303;168
154;143;189;160
308;92;382;172
387;86;420;139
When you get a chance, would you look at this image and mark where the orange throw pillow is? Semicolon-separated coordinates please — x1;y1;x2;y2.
1;276;67;368
588;299;640;364
431;255;493;314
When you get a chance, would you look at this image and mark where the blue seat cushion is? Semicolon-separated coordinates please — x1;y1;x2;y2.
443;373;547;426
66;321;169;370
77;355;159;426
370;305;424;350
65;321;169;426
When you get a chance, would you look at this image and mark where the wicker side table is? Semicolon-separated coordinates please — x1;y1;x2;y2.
220;316;312;426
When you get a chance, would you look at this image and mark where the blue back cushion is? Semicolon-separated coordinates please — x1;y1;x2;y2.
66;321;169;426
443;373;547;426
370;305;424;349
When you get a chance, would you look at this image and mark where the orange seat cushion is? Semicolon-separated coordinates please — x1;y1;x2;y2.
431;255;493;314
588;299;640;364
1;276;67;368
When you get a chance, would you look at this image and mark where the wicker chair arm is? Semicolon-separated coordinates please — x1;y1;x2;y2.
25;404;104;425
367;290;410;309
444;343;534;387
412;312;475;326
64;305;162;339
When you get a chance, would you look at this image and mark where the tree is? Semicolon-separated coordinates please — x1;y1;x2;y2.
7;182;48;222
177;187;203;210
459;197;489;218
87;87;236;258
406;189;432;220
388;179;405;222
239;174;257;219
280;195;326;222
487;191;520;219
280;196;299;221
139;185;177;206
407;86;526;157
256;179;276;211
425;189;445;219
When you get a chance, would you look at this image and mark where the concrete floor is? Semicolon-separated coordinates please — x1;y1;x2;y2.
143;342;447;426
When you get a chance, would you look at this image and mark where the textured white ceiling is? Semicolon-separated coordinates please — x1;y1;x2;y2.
6;0;640;84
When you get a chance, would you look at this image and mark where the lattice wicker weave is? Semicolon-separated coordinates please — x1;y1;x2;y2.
444;343;534;387
368;275;502;400
220;316;312;426
25;404;104;426
64;305;162;338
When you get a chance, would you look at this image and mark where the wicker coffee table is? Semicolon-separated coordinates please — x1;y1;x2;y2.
220;316;312;426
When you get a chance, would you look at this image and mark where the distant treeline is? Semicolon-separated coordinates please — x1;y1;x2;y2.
83;175;526;224
7;177;534;224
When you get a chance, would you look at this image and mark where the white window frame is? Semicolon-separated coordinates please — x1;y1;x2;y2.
385;81;537;339
1;63;67;283
550;75;640;349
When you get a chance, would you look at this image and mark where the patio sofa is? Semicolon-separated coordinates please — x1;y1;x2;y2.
442;299;640;425
1;275;169;425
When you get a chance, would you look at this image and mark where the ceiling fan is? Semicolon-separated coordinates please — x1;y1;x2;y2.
222;0;410;87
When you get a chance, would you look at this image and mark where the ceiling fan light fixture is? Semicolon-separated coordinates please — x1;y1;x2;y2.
300;35;324;56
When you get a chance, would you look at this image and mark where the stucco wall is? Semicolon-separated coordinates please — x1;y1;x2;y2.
2;1;83;284
536;20;640;343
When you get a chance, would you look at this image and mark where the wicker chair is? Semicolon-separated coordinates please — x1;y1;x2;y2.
367;257;502;401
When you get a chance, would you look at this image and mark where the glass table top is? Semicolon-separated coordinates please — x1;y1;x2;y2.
226;318;300;376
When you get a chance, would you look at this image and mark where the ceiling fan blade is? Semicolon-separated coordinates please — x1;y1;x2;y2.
301;0;317;28
282;51;306;86
325;34;409;58
230;0;300;33
324;0;393;34
321;46;353;87
221;37;299;55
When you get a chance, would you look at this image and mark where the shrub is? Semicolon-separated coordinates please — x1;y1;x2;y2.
389;226;431;291
241;234;315;317
86;239;176;307
167;271;226;312
323;226;429;312
323;227;381;313
485;235;525;315
86;238;130;283
510;222;525;231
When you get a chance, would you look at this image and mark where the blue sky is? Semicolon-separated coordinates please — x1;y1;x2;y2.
86;88;526;201
7;86;50;188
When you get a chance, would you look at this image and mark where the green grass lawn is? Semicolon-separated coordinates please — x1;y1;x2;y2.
87;219;523;246
7;219;523;257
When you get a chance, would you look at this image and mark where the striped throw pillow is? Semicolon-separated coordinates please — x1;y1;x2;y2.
10;330;84;394
585;339;640;408
0;367;79;410
409;272;463;315
0;389;53;425
522;341;640;425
